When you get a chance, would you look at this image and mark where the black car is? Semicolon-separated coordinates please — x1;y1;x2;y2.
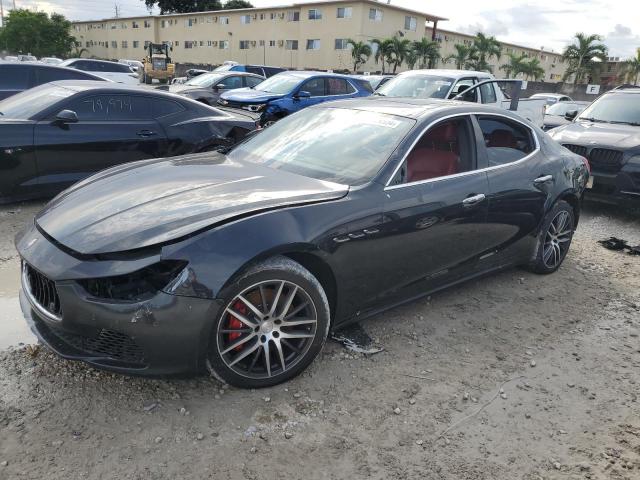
16;98;588;388
0;62;106;100
549;87;640;204
0;81;257;202
542;101;589;131
169;71;264;105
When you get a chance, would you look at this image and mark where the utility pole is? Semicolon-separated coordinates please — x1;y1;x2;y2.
114;2;120;18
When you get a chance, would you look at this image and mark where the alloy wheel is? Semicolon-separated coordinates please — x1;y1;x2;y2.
216;280;318;380
542;210;573;269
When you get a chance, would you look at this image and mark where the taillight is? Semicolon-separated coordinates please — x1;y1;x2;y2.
581;156;591;174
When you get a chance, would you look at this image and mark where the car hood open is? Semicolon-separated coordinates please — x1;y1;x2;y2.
220;88;286;104
551;121;640;149
36;153;348;255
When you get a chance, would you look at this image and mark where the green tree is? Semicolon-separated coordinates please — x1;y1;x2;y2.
444;44;475;70
346;39;372;73
499;53;528;78
412;38;440;68
143;0;223;14
521;58;545;80
0;10;76;58
467;32;502;72
562;33;608;84
223;0;253;8
371;38;393;74
619;48;640;85
405;50;418;70
388;36;411;73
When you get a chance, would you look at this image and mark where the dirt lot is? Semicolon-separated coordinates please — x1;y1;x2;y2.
0;200;638;480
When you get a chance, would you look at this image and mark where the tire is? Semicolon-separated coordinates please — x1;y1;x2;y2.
526;200;575;274
206;256;330;388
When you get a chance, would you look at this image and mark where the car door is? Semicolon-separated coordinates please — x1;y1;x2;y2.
33;93;167;193
476;114;552;263
371;114;494;308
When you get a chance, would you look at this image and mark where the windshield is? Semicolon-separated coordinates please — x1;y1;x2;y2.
576;93;640;125
185;72;225;87
376;74;453;98
546;102;586;116
254;74;302;94
0;85;73;119
228;107;415;185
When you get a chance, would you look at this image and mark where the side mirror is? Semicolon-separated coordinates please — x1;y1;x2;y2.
215;84;226;91
564;110;578;120
54;110;78;124
295;90;311;100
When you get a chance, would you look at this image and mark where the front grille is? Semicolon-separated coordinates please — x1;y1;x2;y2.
217;99;246;109
24;263;62;319
563;144;588;157
589;148;623;173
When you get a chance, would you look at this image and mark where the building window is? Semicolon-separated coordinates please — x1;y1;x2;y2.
269;40;276;47
174;41;179;46
285;40;298;50
270;12;277;20
335;38;349;50
239;40;251;49
144;41;151;48
219;16;229;24
132;21;139;28
219;40;229;49
133;40;139;48
337;7;352;18
404;16;417;31
144;20;151;28
369;8;383;22
259;13;265;20
308;9;322;20
185;18;197;27
306;39;320;50
161;20;166;28
111;23;116;29
184;41;193;49
111;40;117;48
241;15;251;24
121;40;128;48
259;40;265;46
287;11;300;21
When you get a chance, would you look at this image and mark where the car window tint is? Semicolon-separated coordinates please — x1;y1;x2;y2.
301;78;325;96
0;65;30;89
399;117;475;184
477;116;535;166
72;61;90;71
264;67;283;77
221;75;243;89
449;78;478;102
36;67;93;84
152;98;184;117
245;66;264;76
479;81;497;104
66;95;151;120
327;78;354;95
245;76;263;88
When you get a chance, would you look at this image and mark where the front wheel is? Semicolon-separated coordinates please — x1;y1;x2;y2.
207;256;330;388
527;200;575;274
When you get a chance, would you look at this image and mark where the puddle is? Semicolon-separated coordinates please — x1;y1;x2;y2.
0;260;36;349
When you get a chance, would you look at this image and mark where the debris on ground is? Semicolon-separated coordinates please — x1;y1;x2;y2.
330;323;384;354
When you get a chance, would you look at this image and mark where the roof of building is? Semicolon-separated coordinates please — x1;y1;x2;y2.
72;0;447;24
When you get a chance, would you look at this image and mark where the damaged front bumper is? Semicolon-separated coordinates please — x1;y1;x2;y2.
16;224;221;376
587;156;640;205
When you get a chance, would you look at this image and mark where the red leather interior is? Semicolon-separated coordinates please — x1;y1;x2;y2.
406;122;459;183
487;129;517;148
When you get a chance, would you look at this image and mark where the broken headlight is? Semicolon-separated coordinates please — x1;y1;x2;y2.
78;260;187;302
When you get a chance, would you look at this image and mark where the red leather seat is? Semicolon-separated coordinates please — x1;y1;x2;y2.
406;123;459;182
487;129;517;148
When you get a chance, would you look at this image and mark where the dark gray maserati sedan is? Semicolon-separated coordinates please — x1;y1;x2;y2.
16;98;589;388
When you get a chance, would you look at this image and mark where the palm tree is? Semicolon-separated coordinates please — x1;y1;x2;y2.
405;50;418;70
521;58;545;80
71;41;88;58
371;38;394;74
619;48;640;85
444;44;475;70
413;37;440;69
346;39;372;73
388;36;412;73
562;33;608;84
499;53;528;79
469;32;502;72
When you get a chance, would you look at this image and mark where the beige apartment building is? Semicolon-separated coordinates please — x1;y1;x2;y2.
70;0;568;80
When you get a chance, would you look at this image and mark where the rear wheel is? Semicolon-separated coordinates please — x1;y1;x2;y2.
527;200;575;274
207;257;330;388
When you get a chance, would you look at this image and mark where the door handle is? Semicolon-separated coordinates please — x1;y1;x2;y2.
534;174;554;185
136;130;157;137
462;193;486;207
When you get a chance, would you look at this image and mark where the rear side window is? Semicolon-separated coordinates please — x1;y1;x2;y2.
327;78;355;95
35;67;96;85
479;81;497;104
245;66;264;76
477;115;535;166
0;65;30;89
152;98;185;117
66;95;151;120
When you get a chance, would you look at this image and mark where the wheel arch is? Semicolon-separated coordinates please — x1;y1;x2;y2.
555;190;581;227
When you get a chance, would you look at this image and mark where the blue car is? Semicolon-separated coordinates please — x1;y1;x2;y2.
218;71;373;125
213;63;286;78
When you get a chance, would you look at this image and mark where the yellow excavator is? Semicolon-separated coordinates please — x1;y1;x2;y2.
140;43;175;85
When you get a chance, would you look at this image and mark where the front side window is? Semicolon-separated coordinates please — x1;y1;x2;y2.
449;78;478;102
300;78;325;96
397;117;475;185
477;116;535;166
229;107;415;185
306;39;320;50
219;76;243;89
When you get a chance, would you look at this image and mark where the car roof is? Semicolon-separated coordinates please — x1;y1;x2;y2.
278;70;361;80
531;93;567;98
397;69;494;79
61;58;121;65
313;96;512;120
608;86;640;94
46;80;177;96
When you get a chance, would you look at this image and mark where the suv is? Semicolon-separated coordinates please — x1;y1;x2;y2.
0;62;106;100
59;59;138;85
214;63;286;78
218;71;372;125
549;87;640;205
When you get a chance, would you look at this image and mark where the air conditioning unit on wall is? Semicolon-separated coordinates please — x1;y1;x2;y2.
278;40;284;47
212;41;218;46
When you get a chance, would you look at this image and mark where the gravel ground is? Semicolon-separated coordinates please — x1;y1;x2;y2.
0;199;638;480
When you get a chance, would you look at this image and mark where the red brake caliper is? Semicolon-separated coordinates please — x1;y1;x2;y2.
227;300;247;351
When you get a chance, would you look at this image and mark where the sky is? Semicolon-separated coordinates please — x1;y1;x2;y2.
2;0;639;57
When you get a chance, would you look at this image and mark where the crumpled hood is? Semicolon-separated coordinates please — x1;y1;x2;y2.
36;152;348;255
550;121;640;150
220;88;285;104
